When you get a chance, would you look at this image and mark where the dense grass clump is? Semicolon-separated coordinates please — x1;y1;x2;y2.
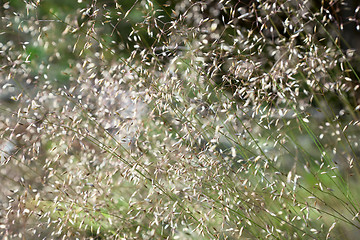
1;0;360;239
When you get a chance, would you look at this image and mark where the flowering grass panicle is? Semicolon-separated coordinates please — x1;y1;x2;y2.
1;0;360;239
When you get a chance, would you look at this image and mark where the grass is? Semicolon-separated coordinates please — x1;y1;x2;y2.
1;0;360;239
